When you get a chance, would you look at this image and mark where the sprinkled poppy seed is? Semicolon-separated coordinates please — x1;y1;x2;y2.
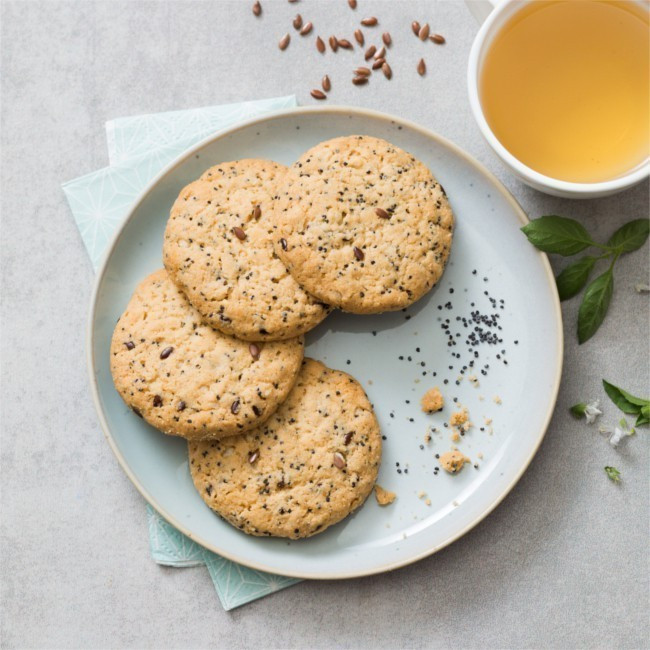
160;346;174;359
153;395;163;407
344;432;354;445
124;341;135;350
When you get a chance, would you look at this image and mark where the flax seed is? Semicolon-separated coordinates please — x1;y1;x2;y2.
310;89;327;99
278;33;290;50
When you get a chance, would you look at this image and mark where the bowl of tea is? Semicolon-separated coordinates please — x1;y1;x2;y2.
468;0;649;198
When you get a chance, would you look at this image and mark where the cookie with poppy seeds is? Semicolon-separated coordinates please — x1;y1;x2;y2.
163;159;330;341
188;358;381;539
110;270;304;440
271;136;454;313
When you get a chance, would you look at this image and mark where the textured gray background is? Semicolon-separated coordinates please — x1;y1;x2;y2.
1;1;648;648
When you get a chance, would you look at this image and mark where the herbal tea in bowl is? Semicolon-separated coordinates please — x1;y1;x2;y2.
467;0;649;198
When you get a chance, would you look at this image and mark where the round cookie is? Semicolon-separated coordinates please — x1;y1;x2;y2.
163;159;330;341
110;269;304;441
271;135;454;314
188;358;382;539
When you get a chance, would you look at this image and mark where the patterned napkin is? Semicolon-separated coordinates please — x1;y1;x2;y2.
63;96;301;610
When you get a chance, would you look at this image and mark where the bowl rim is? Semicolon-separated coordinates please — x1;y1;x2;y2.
87;104;564;579
466;0;650;196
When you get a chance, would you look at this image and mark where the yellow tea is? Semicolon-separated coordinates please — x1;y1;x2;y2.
480;0;649;183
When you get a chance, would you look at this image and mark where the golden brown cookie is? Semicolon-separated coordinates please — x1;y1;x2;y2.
163;159;330;341
271;135;454;313
110;269;304;440
188;358;382;538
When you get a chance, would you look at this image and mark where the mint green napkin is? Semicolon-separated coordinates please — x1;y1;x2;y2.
63;96;301;610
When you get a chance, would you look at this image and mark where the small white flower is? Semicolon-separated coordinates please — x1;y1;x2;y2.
583;400;602;424
609;426;627;447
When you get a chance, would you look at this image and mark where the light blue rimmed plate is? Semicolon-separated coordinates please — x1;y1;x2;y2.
88;106;563;579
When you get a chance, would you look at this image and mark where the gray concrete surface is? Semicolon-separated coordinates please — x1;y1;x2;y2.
1;1;648;648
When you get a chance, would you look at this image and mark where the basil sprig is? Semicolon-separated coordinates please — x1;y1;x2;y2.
521;217;649;343
602;380;650;427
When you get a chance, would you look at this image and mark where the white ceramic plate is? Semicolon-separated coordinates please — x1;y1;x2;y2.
88;107;562;579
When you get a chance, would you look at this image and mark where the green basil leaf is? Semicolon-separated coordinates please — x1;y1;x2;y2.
570;403;587;418
556;256;597;301
642;404;650;418
578;270;613;343
635;412;650;427
521;216;595;256
604;466;621;483
607;218;650;254
602;379;645;415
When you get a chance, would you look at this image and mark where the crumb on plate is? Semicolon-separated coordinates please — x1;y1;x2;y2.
421;387;444;413
374;484;396;506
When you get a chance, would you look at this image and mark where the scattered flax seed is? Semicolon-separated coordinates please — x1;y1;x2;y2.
230;399;241;415
421;387;444;413
232;226;246;240
354;29;364;46
440;450;470;474
375;207;390;219
361;16;378;26
316;36;325;53
249;343;261;359
431;33;446;44
374;45;386;59
418;23;430;40
372;58;385;70
364;44;376;60
310;89;327;100
375;485;396;506
160;346;174;360
300;21;313;36
278;33;290;50
493;395;502;405
354;66;371;76
381;61;392;79
348;0;357;8
321;74;331;91
252;1;261;17
338;38;353;49
292;13;302;29
252;204;261;219
352;75;368;85
333;452;347;469
417;58;426;76
329;35;339;51
382;32;392;46
248;450;259;464
411;21;421;36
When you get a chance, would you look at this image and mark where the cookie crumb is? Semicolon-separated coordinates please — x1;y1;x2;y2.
439;449;471;474
375;484;396;506
425;498;431;506
421;387;444;413
493;395;502;405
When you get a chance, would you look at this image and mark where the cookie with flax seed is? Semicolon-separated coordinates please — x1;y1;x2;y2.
163;159;330;341
271;136;454;313
110;269;304;440
188;358;381;539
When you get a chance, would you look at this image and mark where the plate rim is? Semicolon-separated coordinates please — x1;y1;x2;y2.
87;105;564;580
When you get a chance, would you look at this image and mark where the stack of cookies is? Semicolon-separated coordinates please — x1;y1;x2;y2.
110;135;454;539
